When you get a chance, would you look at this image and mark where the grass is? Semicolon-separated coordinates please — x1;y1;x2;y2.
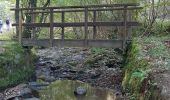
0;30;15;40
137;36;170;70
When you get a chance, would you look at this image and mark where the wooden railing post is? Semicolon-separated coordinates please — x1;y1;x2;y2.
18;9;22;44
61;11;65;40
31;9;36;40
128;11;132;39
123;5;128;50
84;7;88;46
49;8;54;47
93;10;97;39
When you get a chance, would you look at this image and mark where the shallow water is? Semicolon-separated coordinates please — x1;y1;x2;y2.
38;80;117;100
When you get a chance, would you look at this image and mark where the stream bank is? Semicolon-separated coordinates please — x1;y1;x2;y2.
122;37;170;100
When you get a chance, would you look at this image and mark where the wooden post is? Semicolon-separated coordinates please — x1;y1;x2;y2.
18;10;22;44
49;8;54;47
93;11;97;39
128;11;132;39
84;7;88;46
61;11;65;40
123;6;128;50
31;10;36;40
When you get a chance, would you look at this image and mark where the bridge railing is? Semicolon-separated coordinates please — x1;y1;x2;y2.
11;3;142;48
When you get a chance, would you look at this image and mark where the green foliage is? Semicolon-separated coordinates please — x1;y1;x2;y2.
0;66;7;78
0;32;15;40
90;48;108;55
0;42;34;90
85;48;122;67
0;1;13;20
122;40;150;99
136;20;170;36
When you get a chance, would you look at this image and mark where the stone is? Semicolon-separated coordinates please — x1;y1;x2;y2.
74;87;87;96
28;82;49;87
0;93;4;100
28;82;49;91
19;87;32;96
23;97;40;100
13;96;22;100
4;84;32;100
45;76;56;82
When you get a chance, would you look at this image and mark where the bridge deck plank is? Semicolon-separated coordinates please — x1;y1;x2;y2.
12;21;140;27
22;39;123;48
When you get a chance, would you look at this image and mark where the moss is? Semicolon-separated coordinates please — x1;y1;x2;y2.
122;39;150;99
0;42;34;90
85;48;122;67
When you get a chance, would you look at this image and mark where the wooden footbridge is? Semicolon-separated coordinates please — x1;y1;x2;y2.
11;3;142;48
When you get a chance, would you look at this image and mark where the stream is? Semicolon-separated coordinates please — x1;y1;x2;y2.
39;80;119;100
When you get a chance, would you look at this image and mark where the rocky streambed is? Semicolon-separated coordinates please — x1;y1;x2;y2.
35;47;123;90
0;47;124;100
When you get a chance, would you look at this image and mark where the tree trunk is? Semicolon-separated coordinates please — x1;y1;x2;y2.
22;0;37;38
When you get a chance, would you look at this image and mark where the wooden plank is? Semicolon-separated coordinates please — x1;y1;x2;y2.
12;21;141;27
84;8;88;46
123;6;128;49
49;8;54;47
25;7;143;14
93;11;97;39
127;10;132;39
61;11;65;40
22;39;123;48
31;10;36;40
18;10;22;44
11;3;140;10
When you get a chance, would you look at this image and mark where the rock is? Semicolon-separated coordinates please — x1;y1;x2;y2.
28;82;49;90
74;87;87;96
12;96;22;100
50;66;58;71
19;87;32;96
45;76;56;82
37;61;46;66
37;75;46;81
0;93;4;100
23;97;40;100
35;47;123;93
28;82;49;87
4;84;32;100
106;68;117;74
90;71;101;79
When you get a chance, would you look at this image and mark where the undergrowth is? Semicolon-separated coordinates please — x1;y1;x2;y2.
0;42;34;90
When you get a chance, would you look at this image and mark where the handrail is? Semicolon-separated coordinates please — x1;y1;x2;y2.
24;7;143;14
11;3;140;10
